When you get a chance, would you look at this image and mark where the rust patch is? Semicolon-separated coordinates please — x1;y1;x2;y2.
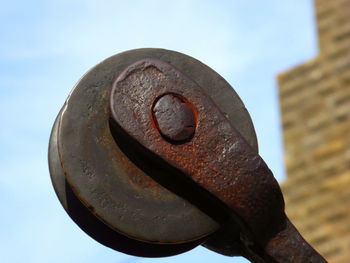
110;58;328;263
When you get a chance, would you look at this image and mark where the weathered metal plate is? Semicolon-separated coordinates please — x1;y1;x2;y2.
49;48;258;254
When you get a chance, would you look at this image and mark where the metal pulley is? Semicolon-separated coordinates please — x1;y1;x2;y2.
48;48;327;262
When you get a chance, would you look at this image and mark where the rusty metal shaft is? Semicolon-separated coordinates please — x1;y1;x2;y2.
110;58;327;263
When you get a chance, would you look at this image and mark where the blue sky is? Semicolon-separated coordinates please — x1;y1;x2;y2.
0;1;317;262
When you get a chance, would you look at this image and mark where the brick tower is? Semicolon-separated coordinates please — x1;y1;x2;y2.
278;0;350;262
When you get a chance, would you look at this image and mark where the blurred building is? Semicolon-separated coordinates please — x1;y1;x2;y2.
278;0;350;262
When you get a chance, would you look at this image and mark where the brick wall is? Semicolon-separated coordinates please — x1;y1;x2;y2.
278;0;350;262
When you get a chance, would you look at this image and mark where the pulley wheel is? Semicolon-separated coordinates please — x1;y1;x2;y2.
48;48;258;257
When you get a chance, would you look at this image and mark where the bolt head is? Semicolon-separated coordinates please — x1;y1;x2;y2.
152;94;196;143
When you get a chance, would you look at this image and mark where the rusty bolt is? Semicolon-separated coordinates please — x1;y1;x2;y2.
152;93;196;143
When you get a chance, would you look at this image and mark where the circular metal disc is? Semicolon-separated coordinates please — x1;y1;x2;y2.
49;48;258;256
49;111;204;257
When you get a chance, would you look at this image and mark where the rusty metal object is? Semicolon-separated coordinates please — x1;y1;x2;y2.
111;58;284;242
152;93;197;142
49;48;327;262
48;48;258;257
110;58;327;262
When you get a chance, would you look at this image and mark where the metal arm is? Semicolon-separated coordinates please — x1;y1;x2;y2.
110;58;327;263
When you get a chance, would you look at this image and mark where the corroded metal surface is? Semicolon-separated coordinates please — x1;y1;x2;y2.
110;58;328;262
49;48;259;257
49;48;326;262
110;58;285;242
152;93;196;142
